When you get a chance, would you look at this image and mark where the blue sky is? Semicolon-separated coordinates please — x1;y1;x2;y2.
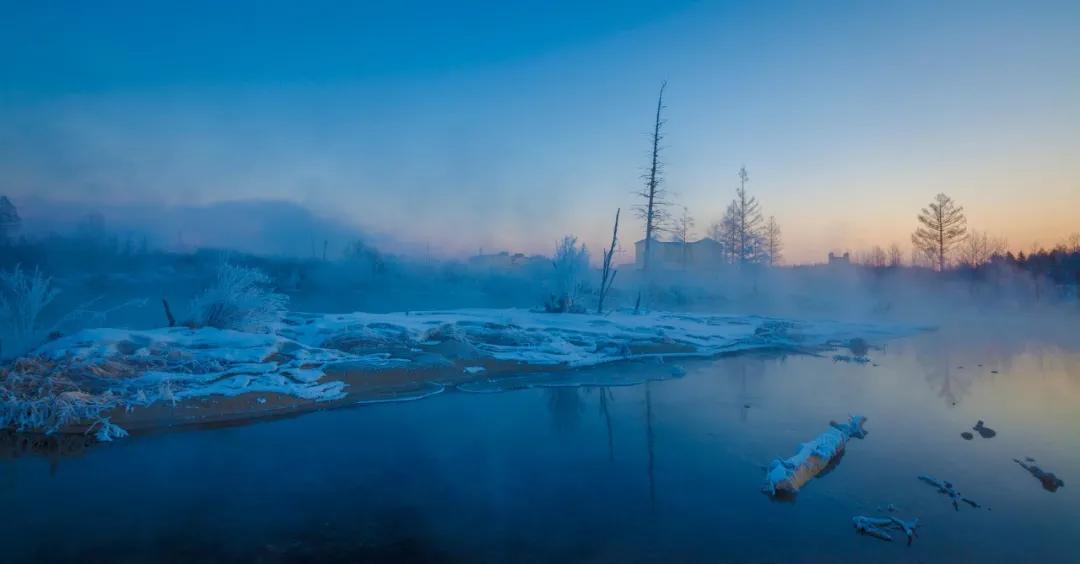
2;0;1078;262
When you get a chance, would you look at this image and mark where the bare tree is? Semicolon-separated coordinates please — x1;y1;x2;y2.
859;246;888;268
732;167;764;264
887;243;904;267
911;193;967;271
597;209;620;313
1064;232;1080;253
634;82;670;272
672;206;695;268
957;229;1008;268
716;202;740;264
762;216;782;266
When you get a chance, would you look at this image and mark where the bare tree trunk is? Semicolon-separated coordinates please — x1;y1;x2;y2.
938;219;946;272
597;208;620;313
161;298;176;328
642;82;666;272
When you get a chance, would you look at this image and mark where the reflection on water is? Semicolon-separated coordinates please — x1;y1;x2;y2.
1;331;1078;562
645;381;656;513
546;387;584;434
596;387;615;462
917;340;973;407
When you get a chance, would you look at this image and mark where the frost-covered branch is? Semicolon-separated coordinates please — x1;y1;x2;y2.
546;236;589;313
0;265;60;359
597;209;620;313
189;262;288;332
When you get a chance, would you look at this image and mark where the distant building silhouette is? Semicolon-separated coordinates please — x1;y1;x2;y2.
634;238;725;270
468;251;547;271
828;252;851;266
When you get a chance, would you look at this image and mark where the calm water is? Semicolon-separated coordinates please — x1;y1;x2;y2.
2;332;1078;563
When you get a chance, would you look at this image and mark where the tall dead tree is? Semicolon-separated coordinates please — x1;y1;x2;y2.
597;208;620;313
635;82;670;272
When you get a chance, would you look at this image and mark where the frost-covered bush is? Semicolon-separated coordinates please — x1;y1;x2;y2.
0;265;59;359
189;262;288;333
547;235;589;313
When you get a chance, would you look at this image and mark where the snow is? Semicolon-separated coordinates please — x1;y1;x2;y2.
763;415;868;496
34;327;353;403
280;309;921;368
2;308;922;441
853;515;920;544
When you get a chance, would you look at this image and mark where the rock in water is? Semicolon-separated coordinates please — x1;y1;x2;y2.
973;420;997;438
961;432;974;440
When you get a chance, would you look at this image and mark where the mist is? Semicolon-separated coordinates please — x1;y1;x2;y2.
2;3;1079;561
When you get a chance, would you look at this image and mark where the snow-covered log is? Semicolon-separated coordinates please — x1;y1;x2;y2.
918;475;982;510
853;516;919;544
762;415;868;496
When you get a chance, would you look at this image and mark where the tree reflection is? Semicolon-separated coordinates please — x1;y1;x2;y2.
726;355;766;421
917;340;972;407
645;381;656;513
546;386;584;433
596;387;615;462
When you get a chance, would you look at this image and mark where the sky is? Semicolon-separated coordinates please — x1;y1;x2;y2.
2;0;1078;263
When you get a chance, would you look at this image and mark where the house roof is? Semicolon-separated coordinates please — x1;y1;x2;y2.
634;237;722;247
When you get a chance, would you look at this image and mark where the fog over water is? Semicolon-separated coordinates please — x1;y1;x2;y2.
2;2;1079;562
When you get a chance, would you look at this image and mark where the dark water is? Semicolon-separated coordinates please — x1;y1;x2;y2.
2;333;1078;563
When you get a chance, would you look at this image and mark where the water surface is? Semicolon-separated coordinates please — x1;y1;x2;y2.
2;333;1078;562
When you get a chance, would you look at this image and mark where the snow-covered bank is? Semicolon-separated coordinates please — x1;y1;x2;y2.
0;308;925;440
280;309;920;366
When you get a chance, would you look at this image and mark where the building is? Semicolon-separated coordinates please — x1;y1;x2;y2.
634;238;725;270
828;252;851;265
468;251;548;271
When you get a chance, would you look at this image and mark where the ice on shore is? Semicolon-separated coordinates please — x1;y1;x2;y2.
1;308;921;440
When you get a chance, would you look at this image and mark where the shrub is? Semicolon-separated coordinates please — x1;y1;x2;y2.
0;265;59;359
189;262;288;333
547;235;589;313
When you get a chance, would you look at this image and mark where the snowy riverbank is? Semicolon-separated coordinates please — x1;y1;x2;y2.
0;308;925;440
